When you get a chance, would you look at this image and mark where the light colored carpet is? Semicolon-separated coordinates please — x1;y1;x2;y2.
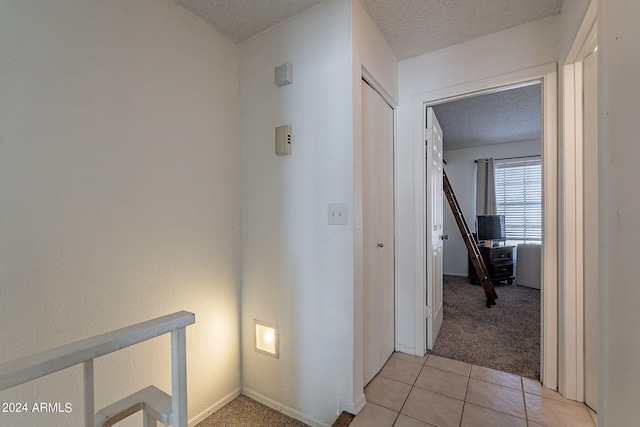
427;275;541;380
196;395;310;427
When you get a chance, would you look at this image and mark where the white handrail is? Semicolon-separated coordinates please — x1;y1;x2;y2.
0;310;195;427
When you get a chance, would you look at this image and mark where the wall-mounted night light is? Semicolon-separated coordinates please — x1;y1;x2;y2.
254;320;279;358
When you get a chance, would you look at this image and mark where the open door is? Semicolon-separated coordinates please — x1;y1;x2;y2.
426;107;444;350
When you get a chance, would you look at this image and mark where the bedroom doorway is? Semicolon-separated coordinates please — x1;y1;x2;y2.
415;64;558;389
428;83;543;380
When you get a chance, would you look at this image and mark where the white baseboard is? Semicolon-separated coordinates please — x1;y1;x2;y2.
188;387;241;427
241;387;330;427
353;393;366;414
395;343;417;355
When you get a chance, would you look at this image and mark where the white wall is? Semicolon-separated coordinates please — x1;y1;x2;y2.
239;0;397;423
351;0;398;103
0;1;241;426
239;1;355;425
442;140;542;276
396;16;560;354
599;0;640;423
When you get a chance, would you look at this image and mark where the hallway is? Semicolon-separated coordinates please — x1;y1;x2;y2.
352;353;597;427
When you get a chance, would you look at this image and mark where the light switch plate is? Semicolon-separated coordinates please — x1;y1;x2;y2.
328;203;347;225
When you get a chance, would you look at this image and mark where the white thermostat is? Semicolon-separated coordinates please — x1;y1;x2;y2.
275;63;293;86
275;125;292;156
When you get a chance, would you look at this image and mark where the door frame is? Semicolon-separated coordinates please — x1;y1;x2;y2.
559;0;597;401
413;63;558;389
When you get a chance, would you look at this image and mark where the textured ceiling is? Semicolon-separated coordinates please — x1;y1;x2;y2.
173;1;552;148
432;83;542;151
174;0;326;43
174;0;562;59
360;0;562;60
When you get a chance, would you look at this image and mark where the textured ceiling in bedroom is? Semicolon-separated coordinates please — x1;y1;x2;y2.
432;83;542;151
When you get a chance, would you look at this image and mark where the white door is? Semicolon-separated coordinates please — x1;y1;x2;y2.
426;107;444;350
362;80;395;385
583;49;598;412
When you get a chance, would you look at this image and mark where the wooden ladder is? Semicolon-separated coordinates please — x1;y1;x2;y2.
443;170;497;307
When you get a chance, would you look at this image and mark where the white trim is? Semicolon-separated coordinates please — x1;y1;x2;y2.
395;343;417;355
353;393;367;414
558;0;597;402
188;388;241;427
362;66;399;108
562;1;597;65
414;101;427;356
413;64;558;389
242;388;330;427
541;68;559;391
416;64;555;107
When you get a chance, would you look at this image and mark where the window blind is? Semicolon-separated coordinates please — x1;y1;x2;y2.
494;157;542;244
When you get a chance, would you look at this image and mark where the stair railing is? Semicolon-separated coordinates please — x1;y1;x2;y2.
0;310;195;427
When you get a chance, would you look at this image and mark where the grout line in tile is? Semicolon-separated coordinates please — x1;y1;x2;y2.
423;362;471;379
391;410;400;426
374;355;552;427
468;375;523;392
407;381;467;404
521;376;529;424
390;363;420;423
463;378;529;422
423;364;471;380
457;371;472;427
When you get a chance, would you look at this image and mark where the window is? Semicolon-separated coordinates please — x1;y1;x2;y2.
494;156;542;245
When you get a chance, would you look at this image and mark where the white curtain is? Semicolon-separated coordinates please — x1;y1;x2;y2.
476;158;497;215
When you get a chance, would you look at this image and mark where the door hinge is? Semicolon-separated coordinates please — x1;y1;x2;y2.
425;128;432;143
425;306;433;319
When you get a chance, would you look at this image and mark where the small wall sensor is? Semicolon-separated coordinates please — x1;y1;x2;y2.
275;125;292;156
275;63;293;86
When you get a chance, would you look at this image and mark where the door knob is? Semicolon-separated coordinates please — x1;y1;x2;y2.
377;243;384;248
441;235;449;240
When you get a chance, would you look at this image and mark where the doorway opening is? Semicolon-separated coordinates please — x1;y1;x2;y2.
414;64;558;390
428;83;543;380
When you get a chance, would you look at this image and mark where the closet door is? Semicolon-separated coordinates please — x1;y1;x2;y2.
362;80;395;385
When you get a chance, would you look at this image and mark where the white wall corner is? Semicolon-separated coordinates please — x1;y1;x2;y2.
242;388;331;427
188;388;242;427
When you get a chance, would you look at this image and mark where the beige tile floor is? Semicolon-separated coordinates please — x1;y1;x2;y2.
352;353;598;427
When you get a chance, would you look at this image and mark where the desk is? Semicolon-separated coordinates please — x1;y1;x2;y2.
468;245;515;285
